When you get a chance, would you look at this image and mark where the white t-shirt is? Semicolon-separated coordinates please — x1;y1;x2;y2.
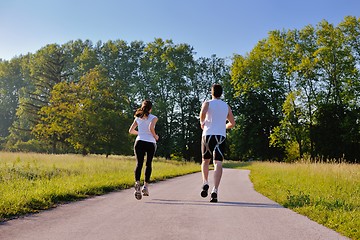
135;114;157;143
202;99;229;137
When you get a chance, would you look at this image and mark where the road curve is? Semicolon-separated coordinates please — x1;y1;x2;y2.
0;169;348;240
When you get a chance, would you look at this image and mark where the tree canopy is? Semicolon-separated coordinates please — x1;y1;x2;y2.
1;16;359;162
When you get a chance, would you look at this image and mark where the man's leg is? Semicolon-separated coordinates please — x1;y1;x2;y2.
210;136;225;202
201;159;210;197
210;160;222;202
201;159;210;183
213;160;223;189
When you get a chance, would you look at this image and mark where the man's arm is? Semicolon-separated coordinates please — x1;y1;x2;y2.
226;106;235;129
199;101;209;129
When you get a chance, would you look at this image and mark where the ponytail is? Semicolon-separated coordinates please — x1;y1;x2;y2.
134;100;152;118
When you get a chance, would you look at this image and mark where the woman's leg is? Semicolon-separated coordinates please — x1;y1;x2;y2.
144;142;156;184
134;141;145;182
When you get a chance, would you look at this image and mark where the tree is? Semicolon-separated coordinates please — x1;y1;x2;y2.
266;28;316;160
164;43;196;160
0;58;24;140
315;20;358;106
270;91;308;161
139;39;197;159
34;66;132;155
98;40;145;117
195;55;234;160
32;80;76;153
6;44;70;151
230;39;285;160
339;16;360;69
338;16;360;109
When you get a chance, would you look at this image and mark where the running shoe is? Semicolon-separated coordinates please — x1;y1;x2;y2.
134;182;142;200
210;191;218;202
142;186;149;196
201;183;209;198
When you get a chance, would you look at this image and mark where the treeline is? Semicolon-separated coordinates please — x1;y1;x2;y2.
0;16;359;162
0;38;229;160
229;16;360;162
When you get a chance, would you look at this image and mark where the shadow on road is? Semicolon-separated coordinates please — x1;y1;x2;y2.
147;199;283;208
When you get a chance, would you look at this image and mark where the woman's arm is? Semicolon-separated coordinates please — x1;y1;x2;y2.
128;119;138;135
149;117;159;141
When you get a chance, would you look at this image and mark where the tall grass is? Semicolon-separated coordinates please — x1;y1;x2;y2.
0;152;200;221
224;161;359;240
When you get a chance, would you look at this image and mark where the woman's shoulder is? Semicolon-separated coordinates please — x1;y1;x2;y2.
149;114;158;120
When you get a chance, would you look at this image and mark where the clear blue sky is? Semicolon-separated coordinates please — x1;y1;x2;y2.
0;0;359;60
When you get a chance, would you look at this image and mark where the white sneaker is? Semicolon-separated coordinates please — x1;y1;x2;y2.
134;182;142;200
142;186;149;196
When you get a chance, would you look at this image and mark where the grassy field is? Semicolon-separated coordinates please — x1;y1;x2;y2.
223;161;360;240
1;152;359;239
0;152;200;221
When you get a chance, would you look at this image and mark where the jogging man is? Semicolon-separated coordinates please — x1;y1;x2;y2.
199;84;235;202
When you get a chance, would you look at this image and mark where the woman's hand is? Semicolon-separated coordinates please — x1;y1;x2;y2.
129;120;138;135
154;134;159;141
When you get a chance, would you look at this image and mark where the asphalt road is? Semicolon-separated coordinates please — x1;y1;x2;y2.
0;169;349;240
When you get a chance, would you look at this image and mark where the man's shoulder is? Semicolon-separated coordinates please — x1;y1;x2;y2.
210;99;228;106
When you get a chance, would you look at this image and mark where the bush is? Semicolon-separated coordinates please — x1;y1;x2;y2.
8;140;50;153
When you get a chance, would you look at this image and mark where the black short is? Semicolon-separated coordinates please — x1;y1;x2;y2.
201;135;226;161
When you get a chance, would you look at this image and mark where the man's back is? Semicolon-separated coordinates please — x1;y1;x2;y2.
202;99;228;137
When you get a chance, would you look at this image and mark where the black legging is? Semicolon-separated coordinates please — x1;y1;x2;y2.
134;140;157;182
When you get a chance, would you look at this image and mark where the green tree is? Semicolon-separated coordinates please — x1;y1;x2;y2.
195;55;233;160
270;91;308;161
230;39;285;160
32;81;76;153
6;44;70;151
315;20;358;106
338;16;360;110
0;58;24;139
98;40;145;117
140;39;184;159
266;28;316;160
339;16;360;70
266;18;359;161
34;66;131;155
61;39;95;82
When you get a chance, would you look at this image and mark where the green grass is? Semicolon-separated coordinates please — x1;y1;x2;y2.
223;161;360;240
0;152;200;221
2;153;358;239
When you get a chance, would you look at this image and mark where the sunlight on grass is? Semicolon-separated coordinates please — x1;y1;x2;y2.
224;160;360;240
0;152;200;220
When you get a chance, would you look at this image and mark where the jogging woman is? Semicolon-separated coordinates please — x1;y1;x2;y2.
129;100;159;200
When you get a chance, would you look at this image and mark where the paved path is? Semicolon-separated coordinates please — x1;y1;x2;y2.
0;169;348;240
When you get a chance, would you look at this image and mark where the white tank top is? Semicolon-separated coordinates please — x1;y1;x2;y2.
202;99;228;137
135;114;157;143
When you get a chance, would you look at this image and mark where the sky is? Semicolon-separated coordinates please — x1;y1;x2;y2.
0;0;359;61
